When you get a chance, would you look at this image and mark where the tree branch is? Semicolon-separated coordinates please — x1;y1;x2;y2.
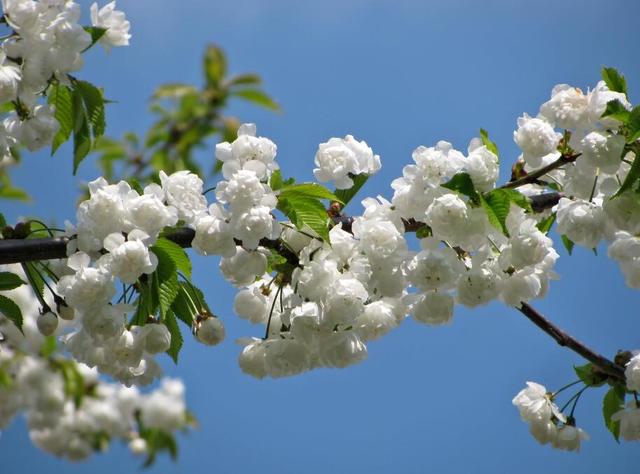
517;302;626;382
501;154;579;190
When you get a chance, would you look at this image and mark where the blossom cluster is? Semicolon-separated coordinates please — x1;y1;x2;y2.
0;0;130;161
0;265;189;461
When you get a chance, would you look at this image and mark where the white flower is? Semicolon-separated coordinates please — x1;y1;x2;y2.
465;138;499;192
551;425;589;452
578;131;625;175
263;338;310;378
556;197;606;249
159;170;207;224
192;207;236;258
10;105;59;152
82;304;127;341
625;354;640;392
608;232;640;289
126;188;178;239
0;51;21;103
314;135;380;189
539;84;589;129
355;300;399;341
90;2;131;50
140;378;186;432
512;381;565;423
231;205;280;250
238;339;268;379
319;332;367;368
215;123;278;180
412;291;454;326
57;253;115;312
425;193;469;245
100;232;157;284
405;238;464;291
322;277;368;328
457;264;501;308
612;402;640;441
233;287;269;324
215;169;268;212
513;114;562;168
587;80;631;128
194;317;225;346
220;247;267;287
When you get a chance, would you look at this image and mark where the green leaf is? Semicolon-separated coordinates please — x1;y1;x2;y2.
270;169;284;191
228;73;262;86
140;428;178;467
170;283;198;328
203;45;227;86
0;213;5;228
479;189;531;236
164;311;183;364
56;359;85;408
613;147;640;197
279;183;342;203
22;263;44;301
333;174;369;209
561;234;575;255
0;272;25;291
75;80;106;139
0;294;23;334
627;106;640;144
536;213;556;234
277;195;330;241
415;225;432;239
232;89;280;111
152;83;199;100
153;238;192;279
72;86;91;174
0;184;29;201
479;128;499;157
601;99;630;123
48;84;73;155
40;335;57;358
601;67;627;95
573;362;606;387
442;172;479;202
82;26;107;50
602;385;625;442
149;246;180;318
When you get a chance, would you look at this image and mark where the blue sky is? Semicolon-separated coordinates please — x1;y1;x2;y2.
2;0;639;472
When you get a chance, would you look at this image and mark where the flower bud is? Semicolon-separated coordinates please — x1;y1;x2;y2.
143;323;172;354
56;298;75;321
194;316;225;346
37;311;58;336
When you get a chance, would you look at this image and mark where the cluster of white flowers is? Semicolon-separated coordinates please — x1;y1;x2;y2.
54;169;229;386
314;135;381;189
512;382;589;451
0;265;189;461
510;81;640;287
0;0;129;160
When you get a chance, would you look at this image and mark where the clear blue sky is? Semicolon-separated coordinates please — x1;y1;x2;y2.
2;0;639;472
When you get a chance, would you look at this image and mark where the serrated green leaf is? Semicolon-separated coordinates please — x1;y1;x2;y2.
479;194;506;235
140;428;178;467
232;89;280;111
150;246;179;318
561;234;575;255
601;99;630;123
278;195;330;241
536;213;556;234
0;294;23;334
613;147;640;197
48;84;73;155
479;128;499;157
75;80;106;139
333;174;369;209
480;189;528;236
171;283;198;328
442;172;479;202
279;183;342;203
603;385;625;442
601;67;627;95
0;272;25;291
153;238;192;279
627;106;640;144
164;310;183;364
72;87;91;174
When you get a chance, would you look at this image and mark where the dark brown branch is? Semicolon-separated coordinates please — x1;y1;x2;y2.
501;154;579;190
0;228;299;267
518;302;625;382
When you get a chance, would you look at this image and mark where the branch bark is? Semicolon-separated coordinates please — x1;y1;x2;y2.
501;154;579;190
518;302;626;382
